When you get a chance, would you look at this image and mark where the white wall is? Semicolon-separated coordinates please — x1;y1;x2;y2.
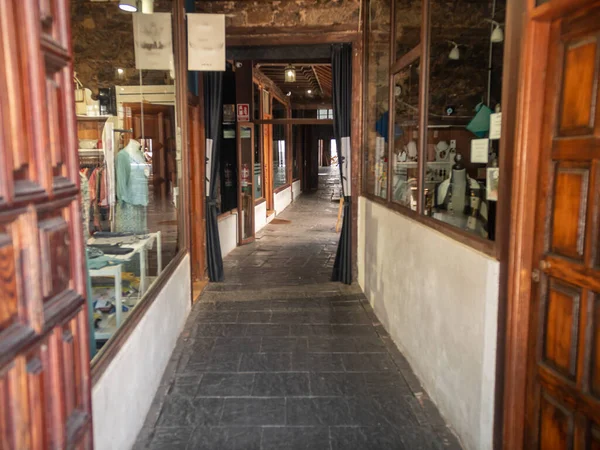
255;201;267;233
92;255;191;450
218;212;238;257
274;186;292;215
292;180;302;202
357;197;499;450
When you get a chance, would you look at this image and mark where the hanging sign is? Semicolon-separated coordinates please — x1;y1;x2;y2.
132;13;174;70
341;137;352;196
489;112;502;140
471;138;489;164
237;104;250;122
205;138;213;192
187;14;226;71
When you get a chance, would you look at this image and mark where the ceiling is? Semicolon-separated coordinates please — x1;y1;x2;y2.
256;63;332;104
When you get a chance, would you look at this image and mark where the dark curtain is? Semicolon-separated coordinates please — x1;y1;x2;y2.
205;72;224;281
331;44;352;285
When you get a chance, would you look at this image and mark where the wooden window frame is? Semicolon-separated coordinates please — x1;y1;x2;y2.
90;0;191;384
361;0;516;260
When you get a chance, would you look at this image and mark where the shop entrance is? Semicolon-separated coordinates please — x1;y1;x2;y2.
503;1;600;449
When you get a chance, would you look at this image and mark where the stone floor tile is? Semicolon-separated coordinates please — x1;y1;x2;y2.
239;353;292;372
252;372;310;396
146;428;191;450
261;427;331;450
156;395;223;428
197;373;255;397
310;372;367;396
245;324;290;337
134;168;460;450
186;427;261;450
287;397;352;426
341;353;396;372
260;337;308;353
330;426;407;450
292;353;345;371
220;398;286;426
213;337;262;353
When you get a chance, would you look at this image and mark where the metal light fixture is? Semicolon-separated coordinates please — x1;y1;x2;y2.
141;0;154;13
119;0;137;12
486;19;504;43
448;41;460;60
284;65;296;83
307;89;312;95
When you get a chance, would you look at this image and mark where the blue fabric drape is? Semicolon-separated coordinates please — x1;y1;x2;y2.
205;72;224;281
331;44;352;285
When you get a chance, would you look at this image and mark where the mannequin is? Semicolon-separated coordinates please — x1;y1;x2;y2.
116;139;149;233
436;154;480;215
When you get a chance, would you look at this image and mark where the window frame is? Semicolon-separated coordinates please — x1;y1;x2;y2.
361;0;515;259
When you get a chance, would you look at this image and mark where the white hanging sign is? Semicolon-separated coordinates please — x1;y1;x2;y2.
132;13;174;70
206;138;213;193
187;14;226;72
471;138;489;164
489;112;502;140
341;136;352;196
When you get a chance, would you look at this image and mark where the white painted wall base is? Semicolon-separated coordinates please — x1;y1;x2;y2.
274;186;292;215
255;201;267;233
218;212;238;258
292;180;302;202
357;197;499;450
92;255;192;450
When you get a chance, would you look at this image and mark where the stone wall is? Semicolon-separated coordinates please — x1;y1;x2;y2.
195;0;361;29
71;0;174;96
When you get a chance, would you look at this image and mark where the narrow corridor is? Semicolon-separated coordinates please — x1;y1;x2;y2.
134;168;462;450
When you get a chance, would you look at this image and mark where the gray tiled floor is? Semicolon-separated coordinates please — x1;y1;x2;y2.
134;167;462;450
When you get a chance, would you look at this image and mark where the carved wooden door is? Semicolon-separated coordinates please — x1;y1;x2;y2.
526;4;600;449
0;0;92;448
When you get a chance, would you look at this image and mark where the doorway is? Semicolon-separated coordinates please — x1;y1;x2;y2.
503;1;600;449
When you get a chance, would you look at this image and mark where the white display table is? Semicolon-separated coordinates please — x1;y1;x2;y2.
89;232;162;340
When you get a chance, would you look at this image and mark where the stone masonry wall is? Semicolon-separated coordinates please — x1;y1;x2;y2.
195;0;362;29
71;0;173;96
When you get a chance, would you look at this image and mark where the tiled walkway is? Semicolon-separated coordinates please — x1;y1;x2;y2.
134;167;462;450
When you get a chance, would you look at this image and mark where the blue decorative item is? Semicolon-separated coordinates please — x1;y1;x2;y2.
375;111;404;142
466;103;493;138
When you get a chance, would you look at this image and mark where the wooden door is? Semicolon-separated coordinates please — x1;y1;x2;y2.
263;115;274;212
0;0;92;448
525;5;600;449
189;95;206;282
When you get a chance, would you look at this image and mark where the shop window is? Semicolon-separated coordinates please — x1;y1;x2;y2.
363;0;508;252
71;3;183;358
273;124;287;189
317;109;333;119
254;123;263;199
391;62;420;209
364;0;391;198
426;0;505;240
395;0;421;59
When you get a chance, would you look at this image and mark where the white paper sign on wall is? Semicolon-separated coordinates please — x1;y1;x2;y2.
133;13;174;70
489;112;502;140
187;14;226;71
471;138;489;164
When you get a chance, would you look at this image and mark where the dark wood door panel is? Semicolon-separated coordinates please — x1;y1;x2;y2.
527;5;600;450
0;0;92;446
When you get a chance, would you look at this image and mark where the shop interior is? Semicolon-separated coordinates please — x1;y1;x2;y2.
71;2;182;355
367;0;506;241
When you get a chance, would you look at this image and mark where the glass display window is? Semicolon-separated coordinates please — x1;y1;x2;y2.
72;2;183;357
